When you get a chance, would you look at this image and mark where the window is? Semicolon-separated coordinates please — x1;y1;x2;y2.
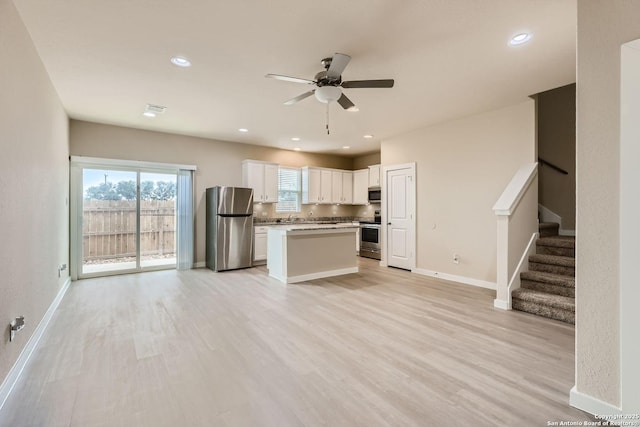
276;167;301;213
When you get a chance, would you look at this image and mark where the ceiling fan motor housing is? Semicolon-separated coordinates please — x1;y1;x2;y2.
314;70;341;87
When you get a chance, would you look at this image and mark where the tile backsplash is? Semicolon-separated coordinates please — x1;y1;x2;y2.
252;202;379;222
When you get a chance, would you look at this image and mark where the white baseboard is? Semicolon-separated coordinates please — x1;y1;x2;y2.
412;268;496;290
194;261;206;268
570;386;621;417
281;267;359;284
0;277;71;411
494;299;511;310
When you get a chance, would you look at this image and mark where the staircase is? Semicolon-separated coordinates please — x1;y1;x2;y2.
511;222;575;324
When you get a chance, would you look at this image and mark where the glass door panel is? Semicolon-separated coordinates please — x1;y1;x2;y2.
140;172;177;269
81;169;138;275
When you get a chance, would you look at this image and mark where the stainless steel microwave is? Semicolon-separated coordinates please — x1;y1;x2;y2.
368;187;381;203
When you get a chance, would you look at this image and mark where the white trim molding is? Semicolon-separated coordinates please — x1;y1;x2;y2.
493;163;538;216
70;155;196;172
194;261;207;268
413;268;496;290
283;267;359;284
570;386;622;418
0;277;71;411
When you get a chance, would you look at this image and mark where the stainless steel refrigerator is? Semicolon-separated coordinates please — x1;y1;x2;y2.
205;186;253;271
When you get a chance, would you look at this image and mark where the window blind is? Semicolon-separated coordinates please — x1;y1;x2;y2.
276;167;301;213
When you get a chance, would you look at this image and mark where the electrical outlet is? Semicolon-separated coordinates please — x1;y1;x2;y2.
58;263;68;277
453;253;460;264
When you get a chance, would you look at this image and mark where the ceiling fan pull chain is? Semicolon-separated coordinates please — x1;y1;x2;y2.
326;103;330;135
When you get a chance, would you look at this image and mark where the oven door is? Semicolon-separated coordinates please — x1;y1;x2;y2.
360;224;381;260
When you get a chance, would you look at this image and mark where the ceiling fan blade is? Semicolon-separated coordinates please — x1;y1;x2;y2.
337;93;356;110
284;90;315;105
326;53;351;80
341;79;395;89
265;74;315;84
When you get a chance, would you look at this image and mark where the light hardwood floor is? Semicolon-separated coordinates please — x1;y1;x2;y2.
0;258;592;426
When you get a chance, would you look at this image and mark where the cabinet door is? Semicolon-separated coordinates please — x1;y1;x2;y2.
352;169;368;204
245;162;265;201
307;168;322;203
331;171;343;203
341;171;353;204
320;169;333;203
368;164;381;187
254;232;268;261
263;163;279;203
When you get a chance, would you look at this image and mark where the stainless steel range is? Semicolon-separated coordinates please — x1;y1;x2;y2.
360;210;381;260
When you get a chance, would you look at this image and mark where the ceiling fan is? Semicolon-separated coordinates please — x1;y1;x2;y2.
265;53;394;112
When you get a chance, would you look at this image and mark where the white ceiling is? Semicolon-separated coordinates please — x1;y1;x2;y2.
14;0;576;156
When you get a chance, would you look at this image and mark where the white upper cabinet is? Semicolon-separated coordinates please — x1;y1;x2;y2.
320;169;332;203
302;167;333;204
242;160;279;203
368;164;381;187
352;169;369;205
332;171;353;204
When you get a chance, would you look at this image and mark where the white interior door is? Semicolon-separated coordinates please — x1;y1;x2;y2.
385;164;415;270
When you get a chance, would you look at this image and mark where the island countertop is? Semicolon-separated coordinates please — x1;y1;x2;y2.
264;222;359;232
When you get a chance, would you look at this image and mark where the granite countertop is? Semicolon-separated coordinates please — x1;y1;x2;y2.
265;222;360;231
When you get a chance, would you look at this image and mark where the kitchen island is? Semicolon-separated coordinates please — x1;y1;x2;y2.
266;223;359;284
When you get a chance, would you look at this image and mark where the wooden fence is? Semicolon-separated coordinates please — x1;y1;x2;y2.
83;200;175;262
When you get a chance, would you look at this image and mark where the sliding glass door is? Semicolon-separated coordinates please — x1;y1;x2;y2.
71;158;192;278
81;168;141;275
139;172;177;269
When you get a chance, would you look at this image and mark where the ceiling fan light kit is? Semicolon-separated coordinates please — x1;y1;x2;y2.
314;86;342;103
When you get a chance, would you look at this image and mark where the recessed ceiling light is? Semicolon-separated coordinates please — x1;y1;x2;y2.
363;134;374;139
238;128;249;133
143;103;166;118
509;33;532;46
293;147;301;151
291;137;301;141
170;56;192;67
342;146;350;150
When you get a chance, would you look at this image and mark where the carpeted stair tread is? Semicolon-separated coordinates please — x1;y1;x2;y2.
536;236;575;257
528;254;575;276
521;280;574;298
512;288;575;312
536;236;575;248
529;254;574;267
521;270;575;288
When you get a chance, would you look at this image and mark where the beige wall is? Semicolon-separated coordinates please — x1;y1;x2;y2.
381;100;535;284
70;120;359;264
574;0;640;408
0;0;69;385
537;84;576;230
352;152;381;170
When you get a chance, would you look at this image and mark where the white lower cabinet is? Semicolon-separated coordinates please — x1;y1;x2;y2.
254;226;269;264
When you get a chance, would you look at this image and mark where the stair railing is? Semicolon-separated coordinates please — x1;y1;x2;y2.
493;163;540;310
538;157;569;175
